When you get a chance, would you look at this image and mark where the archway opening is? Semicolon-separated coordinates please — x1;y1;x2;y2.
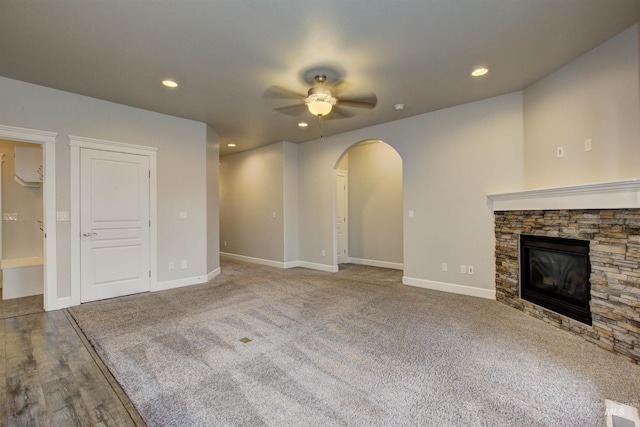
334;139;403;271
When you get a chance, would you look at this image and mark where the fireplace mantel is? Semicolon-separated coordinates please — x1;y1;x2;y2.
487;179;640;212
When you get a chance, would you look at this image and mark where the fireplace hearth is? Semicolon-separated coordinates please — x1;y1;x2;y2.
520;235;591;325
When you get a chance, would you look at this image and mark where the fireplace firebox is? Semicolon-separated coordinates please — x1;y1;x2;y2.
519;235;591;325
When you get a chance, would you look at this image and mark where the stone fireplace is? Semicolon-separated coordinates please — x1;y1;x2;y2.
488;180;640;364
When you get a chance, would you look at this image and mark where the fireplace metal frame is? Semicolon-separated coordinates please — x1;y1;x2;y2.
519;234;592;325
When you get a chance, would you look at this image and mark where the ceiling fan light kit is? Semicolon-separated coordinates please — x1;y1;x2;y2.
305;78;337;116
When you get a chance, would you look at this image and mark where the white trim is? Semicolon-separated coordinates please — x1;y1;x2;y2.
221;252;289;269
403;276;496;300
0;125;57;144
347;257;403;270
0;125;58;311
154;274;208;292
0;152;3;261
487;179;640;211
296;260;339;273
220;252;339;272
334;170;349;265
68;135;159;155
70;142;80;305
69;135;158;306
47;296;72;311
283;261;300;269
207;267;221;282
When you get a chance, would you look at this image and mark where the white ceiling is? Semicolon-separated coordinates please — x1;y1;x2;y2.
1;1;639;156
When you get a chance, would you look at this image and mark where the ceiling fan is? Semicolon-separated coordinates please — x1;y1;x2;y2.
267;74;377;119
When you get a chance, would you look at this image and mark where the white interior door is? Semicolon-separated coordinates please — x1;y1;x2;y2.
80;148;150;303
336;171;348;264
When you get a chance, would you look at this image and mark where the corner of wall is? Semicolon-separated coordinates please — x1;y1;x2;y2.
283;142;299;262
206;125;220;273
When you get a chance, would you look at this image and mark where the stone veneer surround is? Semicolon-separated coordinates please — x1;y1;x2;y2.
489;180;640;364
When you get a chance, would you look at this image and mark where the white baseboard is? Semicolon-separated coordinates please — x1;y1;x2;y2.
220;252;288;269
47;273;217;311
207;267;221;282
283;261;300;269
45;296;72;311
154;274;208;292
296;261;339;273
403;276;496;300
347;257;403;270
220;252;338;273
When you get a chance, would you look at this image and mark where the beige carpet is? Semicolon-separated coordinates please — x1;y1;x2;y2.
69;258;640;426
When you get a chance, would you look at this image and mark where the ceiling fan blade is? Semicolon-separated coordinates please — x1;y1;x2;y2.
264;85;306;99
330;78;355;93
327;106;355;119
338;92;377;109
273;103;307;116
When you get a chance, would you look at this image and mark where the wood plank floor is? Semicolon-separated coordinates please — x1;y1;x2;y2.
1;297;145;426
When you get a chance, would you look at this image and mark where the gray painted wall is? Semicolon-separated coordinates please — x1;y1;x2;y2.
219;141;285;262
297;92;524;291
0;77;212;300
523;25;640;188
283;142;299;263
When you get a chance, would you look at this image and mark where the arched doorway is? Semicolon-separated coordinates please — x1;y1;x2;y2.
334;140;403;270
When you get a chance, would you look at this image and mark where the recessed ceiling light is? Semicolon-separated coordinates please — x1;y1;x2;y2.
394;103;405;111
298;122;309;128
471;68;489;77
162;79;178;88
227;143;236;147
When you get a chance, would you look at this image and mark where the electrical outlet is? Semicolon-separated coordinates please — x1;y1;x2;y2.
181;260;188;269
467;265;474;275
223;241;227;247
322;250;326;256
584;138;592;151
169;261;175;270
460;265;467;274
442;263;448;272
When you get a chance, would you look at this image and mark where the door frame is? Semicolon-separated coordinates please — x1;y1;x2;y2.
334;170;349;265
70;135;158;306
0;124;58;310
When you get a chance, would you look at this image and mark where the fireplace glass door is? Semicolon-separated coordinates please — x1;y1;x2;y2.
520;235;591;325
